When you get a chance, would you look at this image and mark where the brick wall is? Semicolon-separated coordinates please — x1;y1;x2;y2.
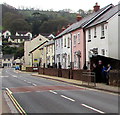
109;70;120;87
61;69;70;79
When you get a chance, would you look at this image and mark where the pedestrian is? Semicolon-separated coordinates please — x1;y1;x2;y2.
106;64;112;85
101;65;107;83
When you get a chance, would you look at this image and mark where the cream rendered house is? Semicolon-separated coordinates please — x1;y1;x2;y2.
45;40;55;67
24;34;48;67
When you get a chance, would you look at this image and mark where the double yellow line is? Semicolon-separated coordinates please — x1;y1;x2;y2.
6;88;27;115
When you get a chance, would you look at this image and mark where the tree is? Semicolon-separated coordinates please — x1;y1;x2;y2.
10;19;31;34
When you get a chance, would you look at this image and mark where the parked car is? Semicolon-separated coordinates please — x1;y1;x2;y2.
15;66;20;70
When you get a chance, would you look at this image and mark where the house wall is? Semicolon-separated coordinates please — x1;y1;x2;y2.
107;13;119;60
3;31;11;38
86;23;109;68
2;57;14;67
24;34;48;67
55;33;71;69
72;29;85;69
46;43;55;67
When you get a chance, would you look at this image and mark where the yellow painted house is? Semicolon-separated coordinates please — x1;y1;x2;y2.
24;34;48;67
39;40;55;68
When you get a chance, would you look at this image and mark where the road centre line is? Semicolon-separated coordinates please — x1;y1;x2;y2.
61;95;75;102
32;83;37;86
49;90;57;94
81;104;105;114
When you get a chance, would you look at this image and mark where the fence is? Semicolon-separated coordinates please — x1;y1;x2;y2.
109;70;120;87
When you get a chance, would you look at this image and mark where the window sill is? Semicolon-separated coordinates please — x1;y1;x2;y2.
88;40;91;42
101;36;105;39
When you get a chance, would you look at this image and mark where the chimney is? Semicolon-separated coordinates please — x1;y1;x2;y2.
76;14;82;21
93;3;100;12
62;26;65;31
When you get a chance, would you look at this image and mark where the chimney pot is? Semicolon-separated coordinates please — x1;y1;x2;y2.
76;14;82;21
62;26;65;31
93;2;100;12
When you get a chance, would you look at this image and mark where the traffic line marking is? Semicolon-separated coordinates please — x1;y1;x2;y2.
32;83;37;86
49;90;57;94
81;104;105;114
6;88;27;115
61;95;75;102
27;81;31;84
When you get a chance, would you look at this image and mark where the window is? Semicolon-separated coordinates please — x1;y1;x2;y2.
88;29;91;42
94;27;97;38
101;49;105;55
74;34;77;46
8;59;10;61
55;41;57;50
78;33;80;43
4;59;6;61
74;53;76;66
68;37;70;48
64;37;66;47
101;24;105;39
61;38;63;48
46;47;48;54
68;54;70;65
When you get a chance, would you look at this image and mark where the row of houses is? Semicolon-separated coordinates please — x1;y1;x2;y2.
2;30;32;44
23;3;120;70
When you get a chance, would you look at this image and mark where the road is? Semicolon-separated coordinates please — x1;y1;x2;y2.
1;68;119;114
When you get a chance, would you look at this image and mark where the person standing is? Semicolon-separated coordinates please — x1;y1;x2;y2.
96;60;103;83
101;66;107;83
106;64;112;85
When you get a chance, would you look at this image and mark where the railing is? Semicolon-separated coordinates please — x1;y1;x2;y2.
82;72;96;87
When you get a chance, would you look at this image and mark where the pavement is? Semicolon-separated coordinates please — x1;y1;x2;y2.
32;73;120;94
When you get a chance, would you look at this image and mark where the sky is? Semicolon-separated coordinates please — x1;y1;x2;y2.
0;0;120;12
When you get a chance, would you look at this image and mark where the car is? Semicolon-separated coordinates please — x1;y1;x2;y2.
15;66;20;70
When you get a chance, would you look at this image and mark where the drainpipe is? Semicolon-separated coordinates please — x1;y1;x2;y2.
70;33;72;69
83;29;87;69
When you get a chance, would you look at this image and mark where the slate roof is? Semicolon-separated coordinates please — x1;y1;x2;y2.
2;54;14;59
16;31;30;34
44;40;54;47
86;5;119;28
10;35;30;39
55;4;113;39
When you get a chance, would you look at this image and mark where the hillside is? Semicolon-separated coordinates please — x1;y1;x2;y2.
2;3;93;36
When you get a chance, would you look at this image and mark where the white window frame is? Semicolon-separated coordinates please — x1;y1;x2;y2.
78;33;80;44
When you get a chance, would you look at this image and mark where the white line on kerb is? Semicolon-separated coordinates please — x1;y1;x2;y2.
61;95;75;102
81;104;105;114
49;90;57;94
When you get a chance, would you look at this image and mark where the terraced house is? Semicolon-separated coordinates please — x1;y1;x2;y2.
55;3;114;69
85;3;120;68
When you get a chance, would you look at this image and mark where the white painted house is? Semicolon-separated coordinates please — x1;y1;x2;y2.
2;30;11;38
85;4;120;68
16;31;32;39
55;33;71;69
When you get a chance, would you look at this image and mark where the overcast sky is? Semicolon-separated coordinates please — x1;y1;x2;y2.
0;0;120;12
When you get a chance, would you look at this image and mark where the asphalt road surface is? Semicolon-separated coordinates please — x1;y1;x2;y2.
1;68;119;114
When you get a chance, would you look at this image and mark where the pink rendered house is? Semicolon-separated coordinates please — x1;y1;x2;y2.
72;29;85;69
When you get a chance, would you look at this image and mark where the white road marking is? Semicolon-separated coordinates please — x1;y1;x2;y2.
61;95;75;102
13;75;17;78
27;81;31;84
32;83;37;86
49;90;57;94
0;76;9;78
81;104;105;114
